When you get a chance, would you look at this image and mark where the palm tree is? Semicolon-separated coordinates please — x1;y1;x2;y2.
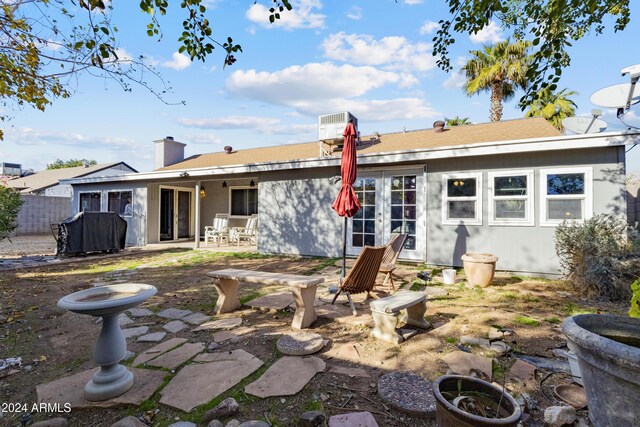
462;39;531;122
445;116;471;127
524;87;578;131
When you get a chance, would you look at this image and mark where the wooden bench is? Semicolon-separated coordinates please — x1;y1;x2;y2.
206;269;324;330
369;290;432;344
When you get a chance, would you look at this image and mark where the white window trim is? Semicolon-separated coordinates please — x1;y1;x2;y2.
78;190;102;213
107;189;134;217
539;167;593;227
441;172;482;226
228;185;258;217
488;170;535;226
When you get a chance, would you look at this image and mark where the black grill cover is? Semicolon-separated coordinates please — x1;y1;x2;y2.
57;212;127;255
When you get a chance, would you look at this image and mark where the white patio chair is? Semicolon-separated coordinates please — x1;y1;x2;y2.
204;214;229;246
230;214;258;246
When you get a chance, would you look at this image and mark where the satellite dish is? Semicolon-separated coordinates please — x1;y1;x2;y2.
590;83;640;108
562;117;608;134
621;64;640;79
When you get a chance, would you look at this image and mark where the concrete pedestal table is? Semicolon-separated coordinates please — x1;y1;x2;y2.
57;283;157;401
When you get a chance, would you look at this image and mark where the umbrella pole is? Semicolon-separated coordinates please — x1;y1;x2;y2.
341;216;347;280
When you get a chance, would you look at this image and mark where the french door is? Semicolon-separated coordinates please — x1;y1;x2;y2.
346;169;425;261
160;187;193;241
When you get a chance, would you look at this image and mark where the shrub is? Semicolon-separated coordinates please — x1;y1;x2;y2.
555;214;640;301
0;185;24;242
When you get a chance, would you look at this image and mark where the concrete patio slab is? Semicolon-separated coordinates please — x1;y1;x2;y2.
245;356;325;398
163;320;188;333
36;368;165;409
127;308;154;318
157;308;193;319
159;353;263;412
211;327;256;343
194;317;243;331
137;332;167;343
277;332;324;356
328;412;379;427
181;312;211;325
122;326;149;339
245;292;293;310
442;351;493;380
146;342;205;370
378;371;436;418
133;337;188;366
194;349;257;363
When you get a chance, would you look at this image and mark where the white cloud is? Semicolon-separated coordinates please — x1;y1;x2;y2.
346;6;362;20
442;72;466;89
246;0;325;30
8;128;138;148
419;21;439;35
178;115;316;136
469;21;504;44
404;0;423;4
162;52;191;70
114;48;133;61
184;133;224;145
300;98;440;122
226;62;407;106
321;32;436;72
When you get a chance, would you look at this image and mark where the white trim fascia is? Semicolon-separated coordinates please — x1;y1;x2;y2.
539;166;593;227
488;170;535;227
441;172;483;226
61;131;638;186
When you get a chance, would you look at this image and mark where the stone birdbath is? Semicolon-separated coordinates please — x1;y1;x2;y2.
57;283;157;401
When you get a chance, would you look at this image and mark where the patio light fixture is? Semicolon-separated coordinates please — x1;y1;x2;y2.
200;186;206;198
250;179;256;187
222;181;228;188
180;171;189;178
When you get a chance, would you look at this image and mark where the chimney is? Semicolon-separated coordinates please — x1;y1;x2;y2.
153;136;186;170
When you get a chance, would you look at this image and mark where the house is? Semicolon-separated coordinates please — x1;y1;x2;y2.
63;116;636;275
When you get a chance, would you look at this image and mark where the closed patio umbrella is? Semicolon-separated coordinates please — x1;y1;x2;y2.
332;121;361;279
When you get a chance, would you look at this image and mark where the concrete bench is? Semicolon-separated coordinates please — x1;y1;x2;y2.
206;268;324;330
369;290;432;344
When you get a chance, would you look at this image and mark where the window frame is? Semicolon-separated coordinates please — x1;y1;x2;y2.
107;189;134;217
488;170;535;226
441;172;482;226
228;186;258;217
539;167;593;227
78;191;102;213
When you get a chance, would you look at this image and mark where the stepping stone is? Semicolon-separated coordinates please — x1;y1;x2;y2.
327;365;370;378
194;317;242;331
164;320;188;333
124;351;136;361
128;308;154;318
119;314;135;327
425;286;449;297
378;371;436;418
137;332;167;343
509;359;537;383
133;337;188;366
147;342;205;370
168;423;197;427
239;422;270;427
277;332;324;356
460;336;511;355
195;349;257;363
36;368;165;409
442;351;493;380
122;326;149;339
111;416;148;427
160;351;263;412
211;327;255;343
157;308;193;319
245;291;294;310
328;412;378;427
516;355;570;374
245;356;325;398
182;312;211;325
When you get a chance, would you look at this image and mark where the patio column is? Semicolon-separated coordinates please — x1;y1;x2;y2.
194;180;201;249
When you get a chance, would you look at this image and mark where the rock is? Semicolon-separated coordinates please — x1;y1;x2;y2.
164;320;188;333
226;421;240;427
128;308;154;317
544;406;576;427
203;398;240;422
488;326;513;339
111;416;147;427
182;312;211;325
208;342;221;351
123;350;136;361
31;418;68;427
122;326;149;339
516;355;570;374
238;422;270;427
137;332;167;343
208;421;224;427
574;418;589;427
489;341;511;355
119;314;135;326
299;410;326;427
460;336;491;347
509;360;536;383
157;308;193;319
328;412;378;427
168;423;197;427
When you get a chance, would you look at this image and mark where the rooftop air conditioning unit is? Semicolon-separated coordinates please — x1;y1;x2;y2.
1;162;22;177
318;112;358;142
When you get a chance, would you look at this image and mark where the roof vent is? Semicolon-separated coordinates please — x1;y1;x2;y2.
224;146;233;154
433;120;446;133
165;136;174;141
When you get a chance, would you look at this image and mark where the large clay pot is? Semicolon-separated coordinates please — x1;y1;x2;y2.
461;252;498;287
433;375;522;427
562;314;640;426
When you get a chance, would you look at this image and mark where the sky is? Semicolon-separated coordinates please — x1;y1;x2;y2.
2;0;640;173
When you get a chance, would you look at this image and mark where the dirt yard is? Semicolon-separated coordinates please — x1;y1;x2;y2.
0;249;626;426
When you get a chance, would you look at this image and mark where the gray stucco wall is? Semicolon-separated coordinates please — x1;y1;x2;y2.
13;195;71;235
425;147;626;274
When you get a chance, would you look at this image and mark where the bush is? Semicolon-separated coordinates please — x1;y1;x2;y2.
555;214;640;301
0;185;24;242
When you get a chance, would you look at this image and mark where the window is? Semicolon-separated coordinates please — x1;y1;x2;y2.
488;171;534;226
540;167;593;226
352;177;376;247
79;192;101;212
230;188;258;216
442;173;482;225
108;190;133;216
390;175;417;250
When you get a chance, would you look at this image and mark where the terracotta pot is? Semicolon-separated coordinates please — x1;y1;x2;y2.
461;252;498;288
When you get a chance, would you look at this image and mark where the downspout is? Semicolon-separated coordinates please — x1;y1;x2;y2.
194;181;201;249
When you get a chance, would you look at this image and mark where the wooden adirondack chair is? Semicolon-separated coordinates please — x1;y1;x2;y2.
230;214;258;246
378;233;408;292
331;245;386;316
204;214;229;246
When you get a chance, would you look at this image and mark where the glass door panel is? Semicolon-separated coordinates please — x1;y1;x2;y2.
160;189;174;241
177;191;191;238
389;175;418;250
347;175;383;255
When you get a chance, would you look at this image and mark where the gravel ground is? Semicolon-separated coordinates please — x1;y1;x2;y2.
0;234;57;257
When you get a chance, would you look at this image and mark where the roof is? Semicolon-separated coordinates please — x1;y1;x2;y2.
5;162;137;193
159;117;561;171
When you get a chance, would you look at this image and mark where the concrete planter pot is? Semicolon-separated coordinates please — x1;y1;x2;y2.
562;314;640;426
443;269;457;285
433;375;522;427
461;253;498;288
